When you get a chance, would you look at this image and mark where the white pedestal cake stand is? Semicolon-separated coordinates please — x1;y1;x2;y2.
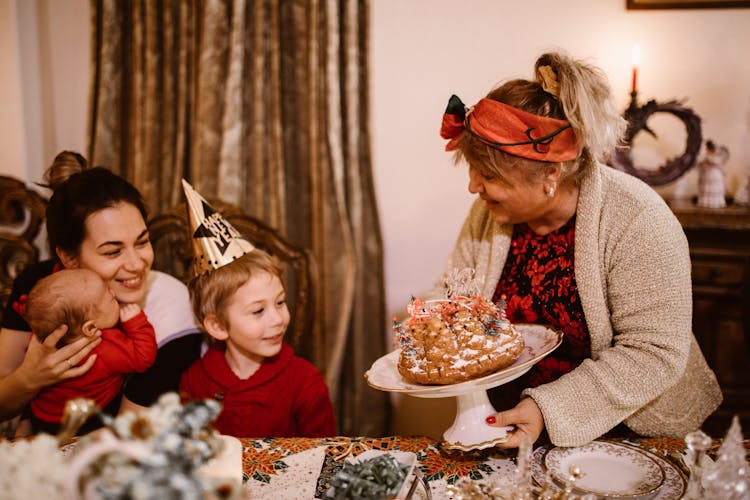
365;324;562;451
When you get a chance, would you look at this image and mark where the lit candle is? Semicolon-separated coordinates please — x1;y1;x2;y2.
631;44;640;94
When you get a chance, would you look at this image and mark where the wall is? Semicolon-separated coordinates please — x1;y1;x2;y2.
2;0;750;438
0;0;27;178
0;0;89;184
370;0;750;438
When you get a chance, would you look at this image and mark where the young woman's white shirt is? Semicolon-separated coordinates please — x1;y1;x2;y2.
143;271;200;346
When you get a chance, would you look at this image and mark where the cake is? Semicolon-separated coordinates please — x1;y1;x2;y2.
393;295;524;385
0;393;243;500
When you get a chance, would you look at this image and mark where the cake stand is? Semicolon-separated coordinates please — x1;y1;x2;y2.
365;324;562;451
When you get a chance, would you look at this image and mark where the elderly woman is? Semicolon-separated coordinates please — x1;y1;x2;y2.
438;51;721;448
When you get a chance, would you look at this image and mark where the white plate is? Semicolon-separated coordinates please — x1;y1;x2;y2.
364;323;562;398
615;442;686;500
543;441;665;498
531;443;686;499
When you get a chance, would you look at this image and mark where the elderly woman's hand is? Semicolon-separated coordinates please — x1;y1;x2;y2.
17;325;102;389
486;397;545;449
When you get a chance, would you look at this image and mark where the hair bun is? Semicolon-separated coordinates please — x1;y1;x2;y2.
43;151;88;191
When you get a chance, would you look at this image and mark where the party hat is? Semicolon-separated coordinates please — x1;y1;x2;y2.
181;179;255;275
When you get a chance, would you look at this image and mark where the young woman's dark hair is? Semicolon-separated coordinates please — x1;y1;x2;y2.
43;151;148;256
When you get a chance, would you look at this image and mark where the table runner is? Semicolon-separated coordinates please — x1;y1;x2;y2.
238;434;748;498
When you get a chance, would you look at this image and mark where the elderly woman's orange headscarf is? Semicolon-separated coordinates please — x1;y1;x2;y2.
440;95;579;162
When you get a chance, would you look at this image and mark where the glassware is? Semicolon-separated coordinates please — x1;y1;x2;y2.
683;429;712;499
702;416;750;499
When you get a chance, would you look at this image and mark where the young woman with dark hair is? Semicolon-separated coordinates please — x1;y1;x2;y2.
0;152;201;427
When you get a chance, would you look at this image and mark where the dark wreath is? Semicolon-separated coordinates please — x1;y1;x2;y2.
609;98;702;186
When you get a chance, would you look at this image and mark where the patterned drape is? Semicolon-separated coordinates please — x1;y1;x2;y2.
88;0;388;436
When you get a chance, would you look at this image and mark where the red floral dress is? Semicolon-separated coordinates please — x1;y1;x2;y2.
488;216;591;411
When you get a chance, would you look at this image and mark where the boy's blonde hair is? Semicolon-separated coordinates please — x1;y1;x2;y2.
189;249;283;328
25;269;99;345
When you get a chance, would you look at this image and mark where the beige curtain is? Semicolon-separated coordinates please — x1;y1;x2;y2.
88;0;388;436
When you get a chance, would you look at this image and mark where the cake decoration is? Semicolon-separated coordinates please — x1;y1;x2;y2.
393;269;524;385
442;267;485;298
406;296;431;320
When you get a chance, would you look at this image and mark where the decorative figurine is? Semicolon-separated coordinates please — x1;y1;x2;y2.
702;416;750;499
697;140;729;209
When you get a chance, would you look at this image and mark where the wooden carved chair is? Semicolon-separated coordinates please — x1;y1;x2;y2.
0;175;321;370
0;176;46;437
147;200;321;366
0;176;47;323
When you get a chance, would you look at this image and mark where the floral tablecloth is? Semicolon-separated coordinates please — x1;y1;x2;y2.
238;434;749;499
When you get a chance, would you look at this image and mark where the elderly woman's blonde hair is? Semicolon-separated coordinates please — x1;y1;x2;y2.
454;51;626;187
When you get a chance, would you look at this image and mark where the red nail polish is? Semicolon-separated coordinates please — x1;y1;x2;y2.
485;415;496;424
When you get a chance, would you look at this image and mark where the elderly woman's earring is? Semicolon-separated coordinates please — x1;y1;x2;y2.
547;186;555;198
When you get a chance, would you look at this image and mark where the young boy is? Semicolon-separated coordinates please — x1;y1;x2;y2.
178;180;335;437
23;268;157;434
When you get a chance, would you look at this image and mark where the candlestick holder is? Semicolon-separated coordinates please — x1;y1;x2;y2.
609;90;703;186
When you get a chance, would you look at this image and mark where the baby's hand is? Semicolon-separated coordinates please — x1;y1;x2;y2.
120;303;142;323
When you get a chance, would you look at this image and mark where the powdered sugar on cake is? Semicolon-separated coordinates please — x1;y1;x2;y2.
393;294;524;385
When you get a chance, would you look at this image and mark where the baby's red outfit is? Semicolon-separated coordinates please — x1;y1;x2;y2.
31;311;157;424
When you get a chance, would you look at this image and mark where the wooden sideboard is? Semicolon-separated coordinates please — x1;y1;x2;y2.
668;199;750;437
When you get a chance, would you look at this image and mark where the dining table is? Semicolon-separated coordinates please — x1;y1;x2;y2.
236;432;750;499
2;427;747;498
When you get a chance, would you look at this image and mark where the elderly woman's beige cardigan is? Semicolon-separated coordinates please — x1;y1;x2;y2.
443;163;722;447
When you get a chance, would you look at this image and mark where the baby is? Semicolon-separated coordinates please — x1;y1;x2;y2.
23;268;157;435
179;250;336;437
